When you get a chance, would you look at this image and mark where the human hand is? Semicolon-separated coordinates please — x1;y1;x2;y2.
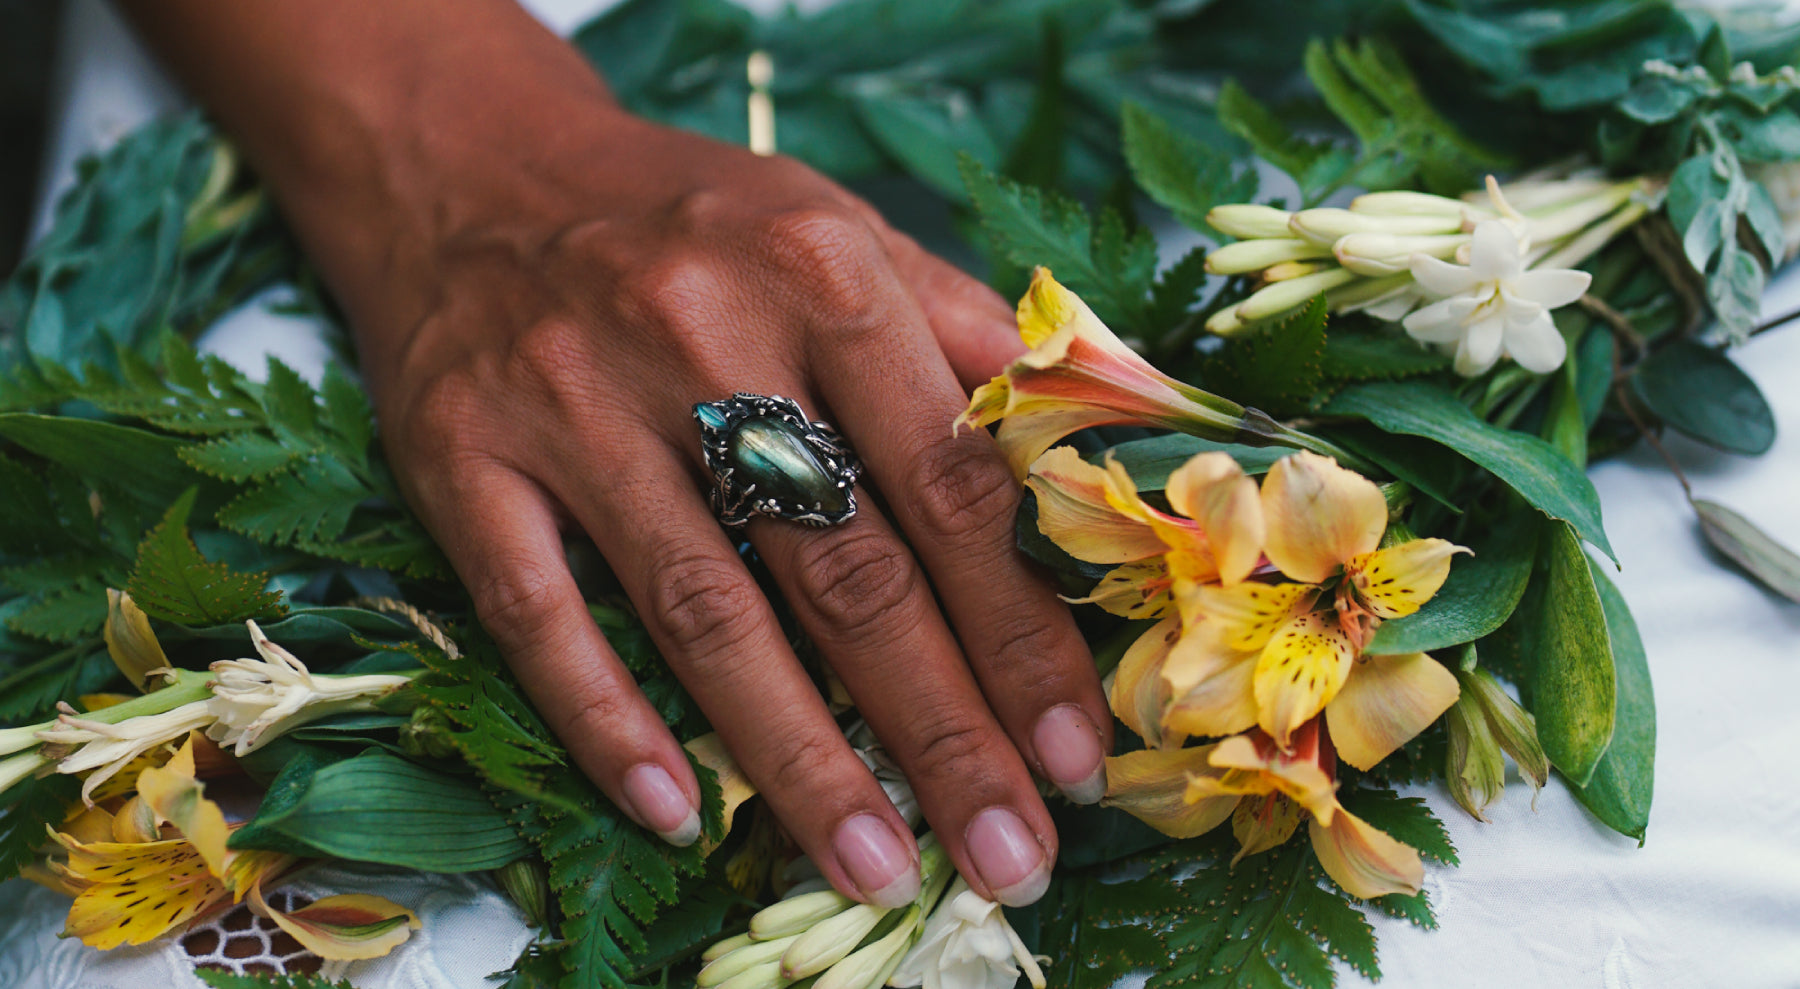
122;0;1111;910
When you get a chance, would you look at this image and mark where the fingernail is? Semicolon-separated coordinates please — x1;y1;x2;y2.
623;763;700;847
1033;703;1106;805
965;807;1050;906
832;813;919;909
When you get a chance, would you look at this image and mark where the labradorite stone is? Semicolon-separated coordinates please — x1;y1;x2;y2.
728;417;848;513
695;403;730;430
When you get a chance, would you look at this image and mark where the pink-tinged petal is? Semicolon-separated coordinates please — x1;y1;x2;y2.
1467;219;1523;282
1253;612;1358;748
1161;626;1260;740
1203;728;1337;823
955;376;1011;432
1402;295;1481;344
1260;452;1386;583
1309;809;1425;899
1454;315;1506;376
1180;581;1315;652
1347;538;1470;619
1015;266;1137;358
251;884;420;961
992;405;1136;479
1110;618;1182;749
1026;447;1166;564
1408;253;1481;297
1508;267;1591;309
1325;653;1461;771
1503;312;1569;374
1072;560;1173;620
1165;452;1265;584
1102;745;1236;838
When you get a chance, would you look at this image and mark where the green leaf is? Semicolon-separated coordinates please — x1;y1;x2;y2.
1325;381;1614;561
0;649;113;722
1631;339;1776;455
4;586;107;643
1121;101;1257;238
1198;293;1328;417
1214;78;1338;189
0;414;202;508
1368;512;1539;654
960;155;1152;331
218;458;369;546
1520;522;1617;787
231;751;530;871
1693;499;1800;604
1318;331;1451;382
411;635;574;814
180;432;299;481
1340;787;1458;866
0;774;81;882
126;488;287;627
1099;433;1289;490
195;971;356;989
1575;559;1655;843
852;89;1001;202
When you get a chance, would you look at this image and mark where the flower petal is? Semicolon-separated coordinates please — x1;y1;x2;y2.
1260;452;1387;584
60;855;224;948
1101;745;1236;838
104;590;171;693
1507;266;1591;309
1072;560;1174;620
1347;538;1470;619
1231;793;1305;863
1401;295;1474;343
1408;253;1481;297
1180;581;1314;652
955;376;1011;433
1164;452;1264;584
1161;627;1260;740
1109;618;1182;749
685;733;757;854
1309;809;1425;899
1453;314;1505;377
1467;219;1523;282
251;885;420;961
1026;446;1166;564
1503;311;1569;374
135;736;231;878
1016;266;1134;357
1253;612;1358;748
1325;653;1461;771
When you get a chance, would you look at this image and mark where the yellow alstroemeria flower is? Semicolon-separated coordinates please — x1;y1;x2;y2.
1107;719;1423;900
37;734;418;958
957;267;1259;478
1026;446;1262;748
1166;451;1465;759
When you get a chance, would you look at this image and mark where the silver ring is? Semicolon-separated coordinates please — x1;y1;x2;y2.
694;393;862;528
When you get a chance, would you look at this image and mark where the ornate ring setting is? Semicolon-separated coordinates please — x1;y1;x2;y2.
694;393;862;528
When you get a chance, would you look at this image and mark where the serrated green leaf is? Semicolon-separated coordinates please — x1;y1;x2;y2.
180;432;299;481
1340;787;1458;867
1369;512;1539;654
194;970;356;989
1122;101;1257;238
1574;559;1655;842
1326;381;1614;562
0;774;82;883
319;362;374;462
1198;293;1328;416
0;649;113;722
1215;78;1337;188
0;413;202;509
4;585;106;643
1318;331;1451;382
126;488;287;627
218;458;369;546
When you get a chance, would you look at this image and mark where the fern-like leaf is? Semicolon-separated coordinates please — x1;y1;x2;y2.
194;971;357;989
127;489;286;627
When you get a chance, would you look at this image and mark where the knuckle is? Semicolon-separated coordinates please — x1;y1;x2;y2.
760;207;882;316
559;680;637;742
981;617;1078;693
792;529;921;640
473;562;567;649
762;727;843;798
906;713;991;781
906;437;1020;543
643;548;762;661
508;317;594;402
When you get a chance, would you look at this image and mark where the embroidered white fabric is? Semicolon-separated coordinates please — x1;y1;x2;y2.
9;1;1800;987
0;863;536;989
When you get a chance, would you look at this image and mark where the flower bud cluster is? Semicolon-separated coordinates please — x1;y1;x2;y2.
1201;174;1654;338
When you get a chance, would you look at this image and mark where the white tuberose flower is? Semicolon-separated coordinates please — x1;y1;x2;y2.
1402;219;1591;376
206;620;413;756
890;878;1046;989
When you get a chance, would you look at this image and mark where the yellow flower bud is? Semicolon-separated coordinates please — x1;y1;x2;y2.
1332;232;1468;275
782;903;887;979
1350;190;1469;217
1262;260;1333;282
714;962;786;989
749;888;855;940
1206;203;1295;239
1234;267;1358;321
1445;668;1549;821
814;906;921;989
696;934;798;987
1289;208;1463;245
702;932;755;963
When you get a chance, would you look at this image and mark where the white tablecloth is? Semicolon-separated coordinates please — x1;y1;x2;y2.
9;2;1800;987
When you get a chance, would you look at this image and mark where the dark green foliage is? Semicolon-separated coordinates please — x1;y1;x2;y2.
0;774;80;883
127;489;287;627
1123;101;1259;238
1198;294;1329;417
195;971;357;989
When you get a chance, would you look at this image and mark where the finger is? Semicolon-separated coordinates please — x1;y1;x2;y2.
414;463;704;846
876;224;1025;390
804;267;1115;809
748;491;1058;907
545;442;925;910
